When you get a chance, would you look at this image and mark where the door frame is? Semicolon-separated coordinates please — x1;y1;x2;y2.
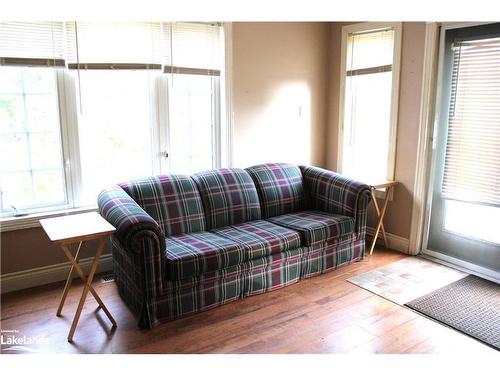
418;22;500;283
408;22;440;255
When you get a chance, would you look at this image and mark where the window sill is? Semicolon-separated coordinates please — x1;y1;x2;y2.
0;206;98;233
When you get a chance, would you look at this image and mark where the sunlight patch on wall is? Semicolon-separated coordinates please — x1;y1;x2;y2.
234;81;311;168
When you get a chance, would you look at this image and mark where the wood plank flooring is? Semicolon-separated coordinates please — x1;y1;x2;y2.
0;249;497;354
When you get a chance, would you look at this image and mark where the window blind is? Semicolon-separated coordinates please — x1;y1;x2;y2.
65;22;163;69
442;35;500;207
346;29;394;74
0;22;222;73
162;22;222;73
0;22;66;66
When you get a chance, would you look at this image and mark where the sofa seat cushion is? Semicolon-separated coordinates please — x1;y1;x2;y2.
267;210;355;246
166;232;245;280
212;220;302;261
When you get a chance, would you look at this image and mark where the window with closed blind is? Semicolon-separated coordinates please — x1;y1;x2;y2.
441;34;500;208
0;22;226;219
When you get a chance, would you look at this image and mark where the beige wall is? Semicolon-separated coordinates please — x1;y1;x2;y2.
382;22;426;239
326;22;427;240
325;22;350;171
232;22;329;168
1;227;109;274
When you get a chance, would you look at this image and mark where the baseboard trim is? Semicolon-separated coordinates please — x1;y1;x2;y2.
0;254;113;294
421;249;500;284
366;227;410;254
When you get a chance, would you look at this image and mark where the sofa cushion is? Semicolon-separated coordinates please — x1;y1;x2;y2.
166;232;245;280
300;165;371;217
245;163;307;218
191;168;261;229
212;220;302;261
119;175;206;236
268;210;355;246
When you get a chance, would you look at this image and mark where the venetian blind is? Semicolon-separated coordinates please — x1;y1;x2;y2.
65;22;163;69
0;22;66;66
162;22;222;73
346;29;394;73
442;36;500;207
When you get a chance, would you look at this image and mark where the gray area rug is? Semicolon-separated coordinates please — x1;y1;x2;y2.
405;275;500;350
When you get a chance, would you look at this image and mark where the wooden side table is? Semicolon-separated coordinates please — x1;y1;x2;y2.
367;180;398;255
40;212;117;342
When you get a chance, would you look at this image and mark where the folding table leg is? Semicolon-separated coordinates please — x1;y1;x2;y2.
57;241;83;316
62;238;112;342
371;191;389;248
60;240;117;330
369;190;391;255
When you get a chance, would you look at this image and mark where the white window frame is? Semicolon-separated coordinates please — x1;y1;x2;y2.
0;68;93;224
57;70;82;209
0;68;73;218
159;73;222;175
337;22;402;183
211;76;222;168
220;22;233;168
155;74;170;174
0;22;233;232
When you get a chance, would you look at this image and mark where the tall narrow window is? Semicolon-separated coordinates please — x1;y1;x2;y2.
0;22;68;215
339;23;401;183
0;67;66;213
75;69;157;205
168;74;218;174
65;22;162;206
163;22;222;174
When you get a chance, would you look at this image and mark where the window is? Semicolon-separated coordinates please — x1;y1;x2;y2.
440;27;500;243
0;22;226;218
0;67;66;214
75;69;157;206
167;74;219;174
444;200;500;244
338;23;402;183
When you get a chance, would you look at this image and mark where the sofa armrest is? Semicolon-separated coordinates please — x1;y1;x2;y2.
99;186;167;311
98;186;165;252
299;165;372;238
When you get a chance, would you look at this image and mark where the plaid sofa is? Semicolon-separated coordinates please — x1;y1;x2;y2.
98;163;371;328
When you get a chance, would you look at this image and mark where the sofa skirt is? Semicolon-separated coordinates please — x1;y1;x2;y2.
113;234;366;329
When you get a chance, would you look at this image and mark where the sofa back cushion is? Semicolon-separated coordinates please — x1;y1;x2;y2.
119;175;206;236
245;163;307;218
191;168;261;229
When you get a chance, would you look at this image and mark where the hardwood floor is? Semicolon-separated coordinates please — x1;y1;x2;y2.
0;249;497;354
